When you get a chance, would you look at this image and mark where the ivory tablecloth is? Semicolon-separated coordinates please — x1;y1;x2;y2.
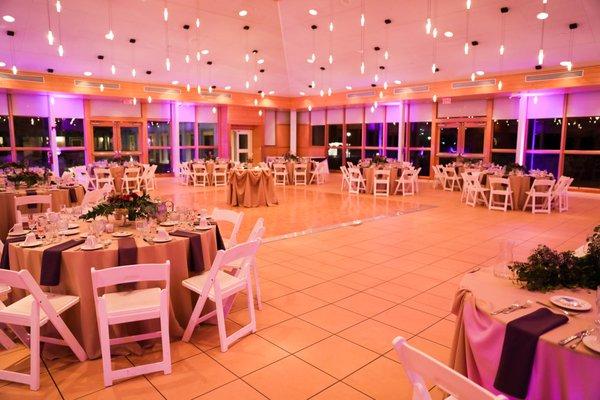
450;268;599;399
228;169;278;207
362;166;401;194
0;186;85;240
7;223;218;359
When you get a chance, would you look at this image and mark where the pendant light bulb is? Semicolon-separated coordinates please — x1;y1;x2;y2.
379;90;383;99
185;54;190;63
370;105;375;113
310;80;315;88
197;84;201;94
499;44;505;56
253;98;258;106
55;0;62;13
132;97;137;105
471;72;476;82
260;91;265;98
384;50;389;60
432;28;438;39
131;68;136;77
253;74;258;82
497;80;503;90
105;30;115;40
196;51;201;61
244;53;250;63
329;22;334;32
464;42;469;55
308;105;312;112
537;48;544;65
99;83;105;92
567;62;572;71
374;74;379;82
11;65;17;75
111;64;116;74
195;18;200;28
432;94;437;103
466;0;472;10
374;101;378;108
258;109;263;117
147;96;152;103
360;13;365;27
383;81;388;90
360;61;365;74
47;30;55;45
211;106;217;114
329;54;333;64
208;85;213;93
165;57;171;71
58;44;64;57
319;89;324;97
431;63;437;74
327;87;332;96
245;81;250;89
163;7;169;22
425;18;432;34
186;83;191;92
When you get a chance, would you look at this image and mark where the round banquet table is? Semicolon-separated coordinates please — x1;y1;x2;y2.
450;268;599;399
483;175;533;211
361;165;403;194
0;185;85;241
6;221;219;359
188;161;216;186
285;161;314;185
228;168;279;207
108;165;143;193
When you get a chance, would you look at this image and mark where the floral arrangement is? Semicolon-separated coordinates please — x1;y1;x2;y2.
506;162;527;175
283;152;299;162
509;225;600;292
80;192;158;221
1;162;50;187
371;154;388;166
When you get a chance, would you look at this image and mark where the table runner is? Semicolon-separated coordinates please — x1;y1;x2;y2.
0;236;26;269
117;237;138;266
171;230;206;272
212;223;226;251
493;308;568;398
40;239;85;286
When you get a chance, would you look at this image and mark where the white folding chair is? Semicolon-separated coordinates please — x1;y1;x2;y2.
432;165;446;189
395;169;417;196
213;163;228;187
294;163;308;185
211;207;244;248
340;166;351;191
443;166;462;192
81;188;107;208
552;176;573;212
523;178;555;214
488;177;513;212
348;167;366;194
465;174;489;208
94;168;115;193
191;163;209;187
14;194;52;223
178;163;192;185
182;240;261;351
273;163;288;186
91;262;171;387
140;164;157;191
412;167;422;193
121;167;141;194
309;161;327;185
373;169;391;196
0;283;16;349
392;336;508;400
0;269;87;390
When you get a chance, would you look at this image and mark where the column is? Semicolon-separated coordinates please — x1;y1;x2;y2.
516;96;528;165
48;95;59;175
290;110;297;154
397;101;405;161
170;102;180;176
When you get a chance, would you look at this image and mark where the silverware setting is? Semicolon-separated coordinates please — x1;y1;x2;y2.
559;330;589;346
491;300;533;315
535;300;577;317
569;330;594;350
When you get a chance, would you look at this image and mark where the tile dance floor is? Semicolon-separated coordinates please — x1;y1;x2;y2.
1;175;599;399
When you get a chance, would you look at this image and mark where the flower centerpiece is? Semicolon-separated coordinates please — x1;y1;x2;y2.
506;162;527;176
283;152;299;162
80;192;158;224
508;225;600;292
1;162;50;188
372;154;388;167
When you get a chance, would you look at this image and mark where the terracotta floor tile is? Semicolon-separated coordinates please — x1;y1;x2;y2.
406;336;451;364
339;318;412;354
271;271;324;290
127;340;201;366
244;356;336;400
301;281;358;303
333;272;385;291
373;304;441;334
0;369;62;400
256;279;297;301
390;273;445;292
364;282;422;303
343;356;413;400
418;319;456;348
335;292;396;317
257;317;331;353
189;319;242;351
78;376;164;400
206;334;288;376
148;353;236;399
259;264;299;280
310;382;372;400
299;304;366;333
266;292;327;316
296;336;379;379
195;379;267;400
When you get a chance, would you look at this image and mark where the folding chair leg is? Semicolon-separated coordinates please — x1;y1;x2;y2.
252;264;263;310
97;309;114;387
29;320;40;391
182;292;209;342
0;327;15;349
215;297;229;352
159;292;172;374
246;281;257;333
48;314;87;362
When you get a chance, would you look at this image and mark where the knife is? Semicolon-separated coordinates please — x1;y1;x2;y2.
558;330;587;346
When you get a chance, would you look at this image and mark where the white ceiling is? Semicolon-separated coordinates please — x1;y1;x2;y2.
1;0;599;97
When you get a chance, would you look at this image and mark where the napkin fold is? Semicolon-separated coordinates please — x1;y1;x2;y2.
211;223;226;251
68;187;78;203
118;237;138;266
40;239;85;286
0;236;27;269
171;230;206;272
493;308;568;398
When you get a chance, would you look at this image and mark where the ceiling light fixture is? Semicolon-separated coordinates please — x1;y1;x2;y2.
268;90;275;95
308;105;312;111
238;10;248;17
300;91;306;96
359;0;366;75
3;15;15;23
309;9;318;16
201;49;209;55
425;0;432;34
46;0;54;45
212;106;217;114
105;0;115;40
476;70;484;76
171;80;178;85
257;58;264;64
565;23;578;71
394;80;402;84
444;31;453;38
224;85;231;90
83;71;92;76
0;61;5;67
497;7;509;90
536;12;548;20
346;85;352;90
537;1;547;66
147;96;152;103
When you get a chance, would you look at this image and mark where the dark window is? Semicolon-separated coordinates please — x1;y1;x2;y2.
311;125;325;146
525;153;559;177
365;149;380;159
58;150;85;174
527;118;562;150
148;149;172;173
93;126;113;152
493;119;518;149
565;117;600;150
55;118;84;148
409;122;431;148
120;126;140;151
0;151;12;163
563;154;600;188
346;124;362;147
464;126;485;154
386;150;398;159
13;116;50;147
365;123;383;147
346;148;361;165
180;148;195;162
199;123;216;146
0;115;10;147
439;126;458;154
491;152;516;166
438;157;456;166
199;148;216;159
147;121;170;147
179;122;195;146
328;124;343;145
409;150;430;176
16;150;51;168
387;122;399;147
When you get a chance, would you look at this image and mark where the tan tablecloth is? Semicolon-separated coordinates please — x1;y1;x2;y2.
7;222;218;359
362;166;401;194
188;161;215;186
0;186;85;240
228;169;278;207
450;268;599;399
285;161;314;185
485;175;532;211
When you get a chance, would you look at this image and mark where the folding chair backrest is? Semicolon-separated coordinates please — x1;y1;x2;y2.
374;169;390;179
193;163;206;173
207;240;261;290
295;163;307;171
443;167;456;177
489;177;509;191
248;218;265;242
392;337;508;400
91;262;170;294
531;179;554;193
15;194;52;209
95;168;111;179
125;167;140;178
212;207;244;245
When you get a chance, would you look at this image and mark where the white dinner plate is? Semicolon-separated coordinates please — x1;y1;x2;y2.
112;231;133;238
8;230;30;237
59;229;80;236
152;236;172;243
159;221;178;227
582;335;600;353
68;223;79;229
80;243;104;251
19;240;43;248
549;295;592;311
195;225;212;231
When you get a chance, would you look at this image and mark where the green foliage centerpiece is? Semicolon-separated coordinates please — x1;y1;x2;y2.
1;162;50;188
509;225;600;292
80;192;158;223
372;154;388;166
283;152;299;162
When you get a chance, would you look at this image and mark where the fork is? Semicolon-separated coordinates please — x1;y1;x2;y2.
535;300;576;317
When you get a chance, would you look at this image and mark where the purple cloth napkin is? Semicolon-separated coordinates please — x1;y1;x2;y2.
212;223;226;251
40;239;85;286
0;236;27;269
117;237;138;266
171;230;206;272
494;308;568;398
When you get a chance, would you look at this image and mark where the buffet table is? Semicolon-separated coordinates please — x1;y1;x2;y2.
0;186;85;240
228;168;278;207
5;221;219;359
450;268;599;399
